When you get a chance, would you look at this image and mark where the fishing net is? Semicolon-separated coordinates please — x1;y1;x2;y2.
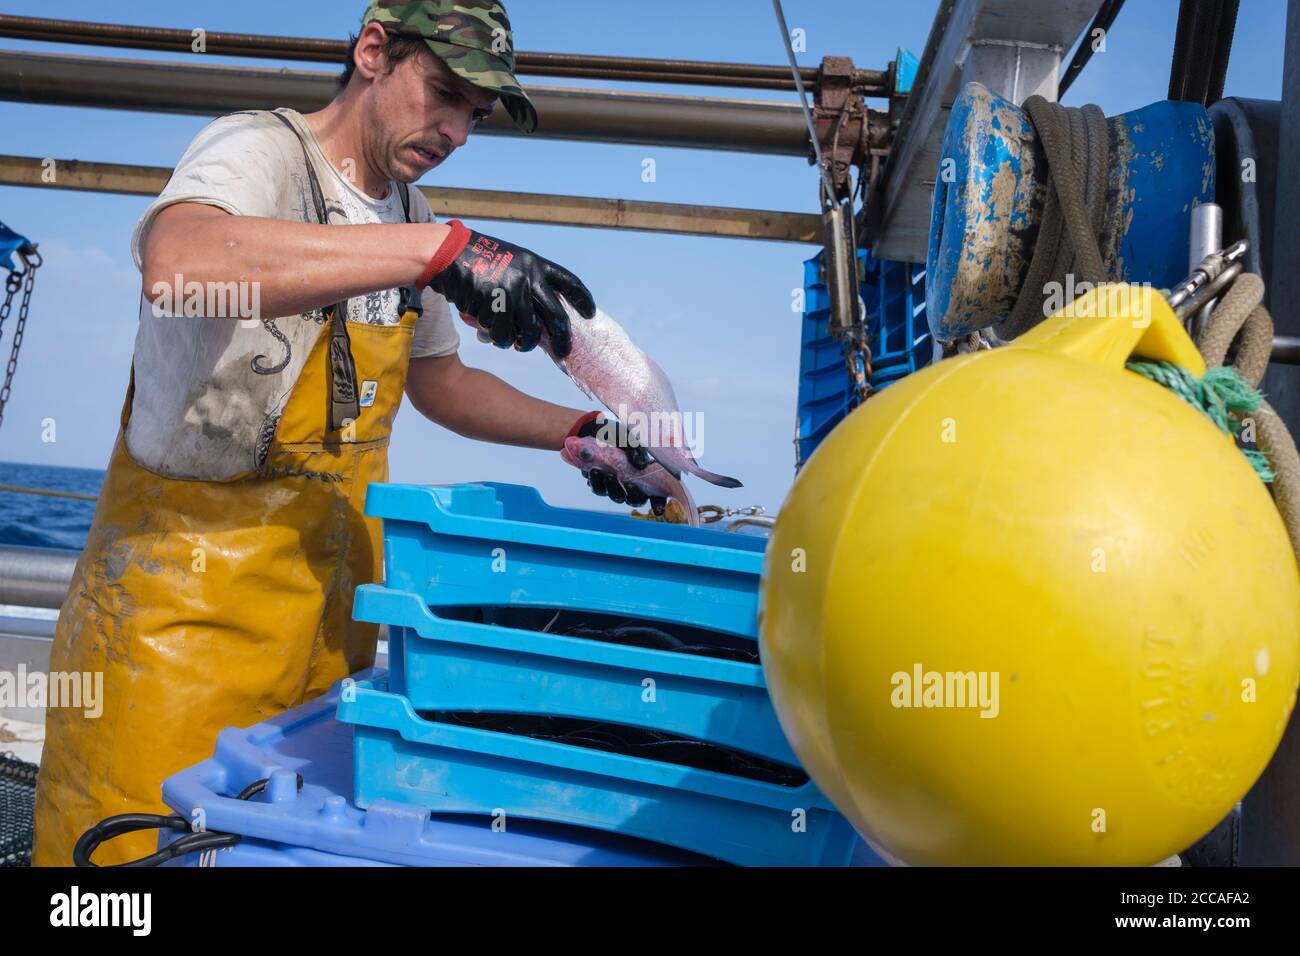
0;751;37;867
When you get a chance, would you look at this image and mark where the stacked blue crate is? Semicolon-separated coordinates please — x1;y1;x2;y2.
337;481;864;867
866;254;932;388
796;249;931;464
159;671;709;866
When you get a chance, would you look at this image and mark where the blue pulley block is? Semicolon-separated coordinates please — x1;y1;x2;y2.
1;221;33;273
926;81;1215;341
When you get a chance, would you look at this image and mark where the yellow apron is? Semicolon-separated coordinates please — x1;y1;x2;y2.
32;307;417;866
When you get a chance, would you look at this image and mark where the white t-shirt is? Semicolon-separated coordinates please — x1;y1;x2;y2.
126;108;459;480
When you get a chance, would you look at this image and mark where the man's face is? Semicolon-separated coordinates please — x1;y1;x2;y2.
361;29;498;183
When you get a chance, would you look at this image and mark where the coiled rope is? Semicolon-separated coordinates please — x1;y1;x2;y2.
999;97;1112;342
1009;97;1300;558
1185;273;1300;555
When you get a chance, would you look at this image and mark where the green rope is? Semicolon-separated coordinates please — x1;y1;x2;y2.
1126;360;1275;482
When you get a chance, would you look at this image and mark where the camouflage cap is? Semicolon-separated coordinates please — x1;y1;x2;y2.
362;0;536;133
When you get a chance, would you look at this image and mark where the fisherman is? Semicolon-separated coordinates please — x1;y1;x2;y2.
32;0;658;866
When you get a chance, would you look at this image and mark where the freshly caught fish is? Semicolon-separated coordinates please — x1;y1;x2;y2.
458;301;741;488
561;435;701;527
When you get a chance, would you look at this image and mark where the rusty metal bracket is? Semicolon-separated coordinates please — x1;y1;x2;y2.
813;56;871;202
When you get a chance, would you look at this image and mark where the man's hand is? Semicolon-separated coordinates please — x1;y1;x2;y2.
569;411;667;514
420;220;595;358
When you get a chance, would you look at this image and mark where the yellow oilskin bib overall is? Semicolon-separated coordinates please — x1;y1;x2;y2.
31;296;418;866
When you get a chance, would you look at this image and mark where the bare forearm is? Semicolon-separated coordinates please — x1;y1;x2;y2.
141;203;448;319
408;356;582;449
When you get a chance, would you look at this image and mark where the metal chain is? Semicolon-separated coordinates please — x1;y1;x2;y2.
0;253;38;430
843;326;872;405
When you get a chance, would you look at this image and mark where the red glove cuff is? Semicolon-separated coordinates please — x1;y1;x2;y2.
567;410;603;439
416;219;472;288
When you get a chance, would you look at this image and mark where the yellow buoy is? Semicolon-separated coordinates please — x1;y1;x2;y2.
760;285;1300;866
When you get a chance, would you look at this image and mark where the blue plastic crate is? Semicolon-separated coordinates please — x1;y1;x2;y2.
796;250;932;465
796;254;859;466
355;585;796;765
863;254;931;378
368;482;766;639
160;836;398;867
337;676;861;868
159;670;712;867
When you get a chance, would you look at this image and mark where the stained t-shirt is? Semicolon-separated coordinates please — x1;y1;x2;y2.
125;108;459;480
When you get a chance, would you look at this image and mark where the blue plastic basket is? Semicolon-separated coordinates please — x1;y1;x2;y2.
354;584;796;765
368;482;766;639
796;250;932;465
159;836;399;867
862;254;931;380
337;675;860;868
159;670;712;867
797;254;860;466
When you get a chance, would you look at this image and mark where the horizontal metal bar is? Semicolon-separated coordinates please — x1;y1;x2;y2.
0;14;880;93
501;68;806;92
0;482;96;501
0;154;821;243
0;155;171;196
0;50;812;155
0;545;78;610
1272;335;1300;365
417;184;821;241
0;13;347;62
522;52;829;85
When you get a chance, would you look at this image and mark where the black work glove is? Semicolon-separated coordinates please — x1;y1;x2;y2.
424;220;595;358
571;412;667;515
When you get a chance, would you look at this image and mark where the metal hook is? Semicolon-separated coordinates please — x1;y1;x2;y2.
1174;260;1244;321
19;243;41;270
10;242;41;276
698;504;768;524
1167;239;1248;313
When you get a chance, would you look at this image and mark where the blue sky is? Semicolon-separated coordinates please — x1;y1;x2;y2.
0;0;1289;515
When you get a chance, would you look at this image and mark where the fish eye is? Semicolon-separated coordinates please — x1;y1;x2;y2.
579;447;594;462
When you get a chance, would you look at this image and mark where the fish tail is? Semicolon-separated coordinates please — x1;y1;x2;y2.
665;473;700;528
684;462;743;489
